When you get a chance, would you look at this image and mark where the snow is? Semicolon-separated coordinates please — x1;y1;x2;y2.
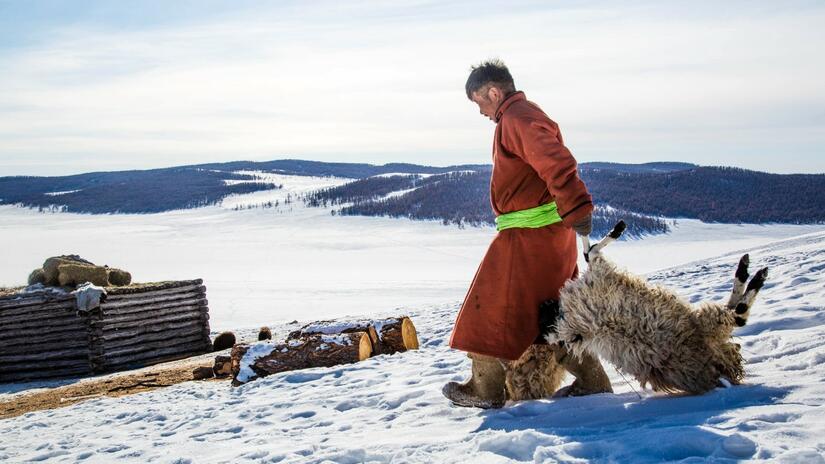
236;342;278;384
297;318;397;336
43;189;82;196
1;174;825;462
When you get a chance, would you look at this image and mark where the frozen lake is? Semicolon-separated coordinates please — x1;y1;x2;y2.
1;173;822;332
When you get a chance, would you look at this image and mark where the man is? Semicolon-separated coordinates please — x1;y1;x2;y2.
443;60;612;409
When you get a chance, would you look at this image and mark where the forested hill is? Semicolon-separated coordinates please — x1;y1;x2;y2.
1;160;823;231
580;166;825;223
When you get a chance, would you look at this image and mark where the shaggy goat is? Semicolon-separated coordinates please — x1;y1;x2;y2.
541;221;768;395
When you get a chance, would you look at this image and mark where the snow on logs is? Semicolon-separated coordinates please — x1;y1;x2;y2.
230;316;419;385
0;280;212;382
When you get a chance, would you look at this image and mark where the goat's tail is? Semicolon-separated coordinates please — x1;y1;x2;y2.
582;221;626;262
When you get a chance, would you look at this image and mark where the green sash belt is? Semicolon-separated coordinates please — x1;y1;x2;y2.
495;202;562;232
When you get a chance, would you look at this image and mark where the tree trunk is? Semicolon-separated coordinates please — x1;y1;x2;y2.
374;317;419;355
231;332;372;385
287;316;419;356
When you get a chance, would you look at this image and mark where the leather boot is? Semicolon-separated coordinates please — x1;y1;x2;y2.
553;345;613;397
442;353;506;409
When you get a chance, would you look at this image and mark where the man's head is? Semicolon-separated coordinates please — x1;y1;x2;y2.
465;59;516;121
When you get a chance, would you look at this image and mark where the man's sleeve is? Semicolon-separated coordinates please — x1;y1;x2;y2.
500;115;593;226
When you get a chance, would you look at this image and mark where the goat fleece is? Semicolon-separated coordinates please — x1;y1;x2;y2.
542;221;768;394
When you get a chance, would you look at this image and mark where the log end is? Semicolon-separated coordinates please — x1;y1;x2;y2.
401;317;419;351
358;332;373;361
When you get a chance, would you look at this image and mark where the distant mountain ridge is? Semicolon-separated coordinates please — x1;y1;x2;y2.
1;160;823;231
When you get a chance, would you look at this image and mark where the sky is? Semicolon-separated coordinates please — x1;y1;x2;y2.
0;0;823;176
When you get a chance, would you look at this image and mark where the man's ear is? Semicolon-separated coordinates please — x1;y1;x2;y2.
487;86;501;103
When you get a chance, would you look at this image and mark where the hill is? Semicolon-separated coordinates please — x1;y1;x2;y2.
1;160;823;232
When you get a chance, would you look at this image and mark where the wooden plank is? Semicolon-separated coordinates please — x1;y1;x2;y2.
96;342;210;369
99;333;207;360
0;365;92;382
1;326;87;344
96;319;205;342
96;310;208;332
99;298;208;321
1;338;89;356
0;300;76;318
97;326;207;351
104;282;203;299
0;357;90;370
0;347;91;364
0;308;83;327
101;290;205;311
0;293;74;310
94;303;207;327
98;348;209;373
0;317;87;333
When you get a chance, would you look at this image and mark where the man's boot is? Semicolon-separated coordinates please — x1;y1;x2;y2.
442;353;506;409
553;345;613;397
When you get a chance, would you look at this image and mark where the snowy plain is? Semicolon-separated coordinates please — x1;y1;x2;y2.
1;173;824;463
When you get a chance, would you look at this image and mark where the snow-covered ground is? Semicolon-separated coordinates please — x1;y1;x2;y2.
1;174;825;462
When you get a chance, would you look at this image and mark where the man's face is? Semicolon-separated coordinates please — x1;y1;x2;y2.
470;85;503;122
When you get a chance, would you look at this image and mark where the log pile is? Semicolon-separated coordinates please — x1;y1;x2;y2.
231;316;418;385
0;289;90;382
90;280;212;373
0;279;212;383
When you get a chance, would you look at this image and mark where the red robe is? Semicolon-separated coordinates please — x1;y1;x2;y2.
449;91;594;361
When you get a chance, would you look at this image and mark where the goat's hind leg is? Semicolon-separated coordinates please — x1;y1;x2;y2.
582;220;627;261
726;254;769;327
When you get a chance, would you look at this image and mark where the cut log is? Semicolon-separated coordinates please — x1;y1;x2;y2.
95;326;207;351
94;300;207;325
192;366;214;380
213;355;232;377
0;317;87;333
95;319;205;342
1;337;89;356
374;317;419;355
0;300;76;319
0;345;89;363
101;286;204;307
94;309;207;332
0;365;92;382
0;294;74;310
288;321;381;355
93;342;211;372
104;281;203;298
231;332;373;385
0;308;80;327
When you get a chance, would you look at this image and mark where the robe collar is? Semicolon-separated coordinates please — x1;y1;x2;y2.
495;91;525;123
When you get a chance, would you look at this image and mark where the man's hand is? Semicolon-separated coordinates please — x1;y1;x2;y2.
571;213;592;237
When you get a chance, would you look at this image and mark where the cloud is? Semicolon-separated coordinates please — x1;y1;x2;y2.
0;1;823;175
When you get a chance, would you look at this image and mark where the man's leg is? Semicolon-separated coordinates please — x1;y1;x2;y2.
442;352;506;409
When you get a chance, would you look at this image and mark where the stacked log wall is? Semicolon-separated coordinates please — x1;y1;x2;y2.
0;292;91;382
90;280;212;373
0;279;212;382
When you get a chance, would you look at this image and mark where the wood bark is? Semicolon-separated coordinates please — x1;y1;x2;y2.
213;355;232;377
0;365;92;382
375;317;420;355
102;286;204;305
288;321;381;355
0;301;76;320
230;332;372;385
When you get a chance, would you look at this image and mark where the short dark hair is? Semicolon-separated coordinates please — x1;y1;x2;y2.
465;59;516;99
